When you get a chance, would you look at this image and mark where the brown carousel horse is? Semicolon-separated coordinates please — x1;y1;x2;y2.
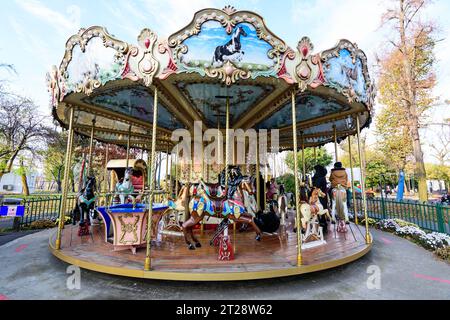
181;167;262;250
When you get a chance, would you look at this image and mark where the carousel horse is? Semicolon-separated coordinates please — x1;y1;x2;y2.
278;185;289;225
212;26;247;67
264;180;288;226
182;167;262;250
115;168;135;205
331;184;349;233
295;185;326;245
77;176;97;236
309;187;331;221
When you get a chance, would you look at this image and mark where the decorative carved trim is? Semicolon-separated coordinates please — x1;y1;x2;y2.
157;40;178;80
136;29;160;86
59;26;129;97
320;39;374;108
46;65;61;107
204;60;251;85
294;37;325;91
167;7;290;85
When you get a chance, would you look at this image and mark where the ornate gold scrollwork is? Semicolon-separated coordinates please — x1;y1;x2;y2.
205;61;251;86
118;214;140;245
294;37;324;92
46;65;61;107
135;29;160;87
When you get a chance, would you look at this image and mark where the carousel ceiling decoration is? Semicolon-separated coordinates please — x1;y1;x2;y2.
48;6;375;149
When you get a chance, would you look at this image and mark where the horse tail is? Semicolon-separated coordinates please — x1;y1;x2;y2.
335;188;345;221
279;195;286;212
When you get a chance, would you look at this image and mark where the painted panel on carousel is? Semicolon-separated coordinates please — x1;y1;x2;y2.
167;7;292;85
176;82;274;127
322;48;368;103
256;95;349;129
82;87;184;130
58;27;129;97
180;21;274;75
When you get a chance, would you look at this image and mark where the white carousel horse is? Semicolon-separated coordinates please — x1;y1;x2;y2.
115;168;135;205
309;187;331;221
331;184;349;233
296;186;327;248
277;184;288;226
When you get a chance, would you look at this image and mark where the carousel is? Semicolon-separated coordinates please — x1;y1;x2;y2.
48;6;375;281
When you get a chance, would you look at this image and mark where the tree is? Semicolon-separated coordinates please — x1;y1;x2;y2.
426;163;450;190
428;122;450;167
14;157;32;195
285;147;333;177
380;0;438;201
0;95;49;183
42;129;68;192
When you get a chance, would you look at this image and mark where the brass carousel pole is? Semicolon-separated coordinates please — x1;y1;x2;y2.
333;124;338;162
165;145;169;201
301;132;306;182
348;135;358;225
104;144;109;193
144;87;159;271
87;118;96;175
225;96;230;189
256;136;261;211
291;90;302;266
356;116;371;244
175;144;179;197
126;124;132;169
55;106;75;250
168;148;172;198
201;141;205;235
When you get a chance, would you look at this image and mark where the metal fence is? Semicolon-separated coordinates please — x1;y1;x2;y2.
350;197;450;234
14;191;169;229
4;193;450;234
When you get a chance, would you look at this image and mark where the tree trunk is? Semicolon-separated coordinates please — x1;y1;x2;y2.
19;159;29;196
398;0;428;202
21;173;29;196
56;167;62;192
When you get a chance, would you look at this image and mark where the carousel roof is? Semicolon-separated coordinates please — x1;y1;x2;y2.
47;6;375;152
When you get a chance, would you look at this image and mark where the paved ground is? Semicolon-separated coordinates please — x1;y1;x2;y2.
0;228;448;300
0;230;40;246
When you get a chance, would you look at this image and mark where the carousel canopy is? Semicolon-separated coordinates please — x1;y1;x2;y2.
48;6;375;151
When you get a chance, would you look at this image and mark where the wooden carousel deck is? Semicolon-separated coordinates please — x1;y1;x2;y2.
49;214;372;281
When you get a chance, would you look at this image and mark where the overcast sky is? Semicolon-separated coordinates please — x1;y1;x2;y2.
0;0;448;164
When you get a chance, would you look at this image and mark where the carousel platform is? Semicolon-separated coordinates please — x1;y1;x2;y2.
49;214;372;281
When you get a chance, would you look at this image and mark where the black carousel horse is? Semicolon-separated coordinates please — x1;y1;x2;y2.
212;26;247;66
76;176;97;236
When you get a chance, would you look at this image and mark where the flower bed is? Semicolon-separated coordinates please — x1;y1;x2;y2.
375;218;450;261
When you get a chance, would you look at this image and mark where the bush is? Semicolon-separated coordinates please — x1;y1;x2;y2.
376;218;450;252
30;219;56;230
360;217;377;226
434;246;450;262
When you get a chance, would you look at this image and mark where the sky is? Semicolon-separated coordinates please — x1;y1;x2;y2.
0;0;449;165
